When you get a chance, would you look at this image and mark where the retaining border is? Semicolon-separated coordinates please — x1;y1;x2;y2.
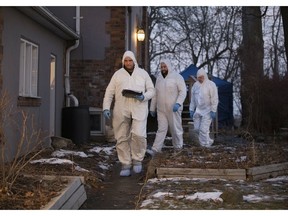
155;162;288;181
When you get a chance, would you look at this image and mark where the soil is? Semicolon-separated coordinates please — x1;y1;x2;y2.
0;141;119;210
137;131;288;210
0;175;68;209
0;131;287;210
151;132;288;170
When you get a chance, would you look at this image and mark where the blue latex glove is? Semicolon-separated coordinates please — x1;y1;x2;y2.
103;109;111;120
173;103;181;112
189;111;195;119
135;94;144;101
210;111;216;119
150;111;156;117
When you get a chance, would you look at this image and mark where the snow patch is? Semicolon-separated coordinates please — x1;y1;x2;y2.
235;156;247;162
152;191;172;198
98;162;110;170
243;194;271;202
264;176;288;182
51;149;88;158
30;158;74;165
185;192;223;202
140;199;154;207
89;146;115;155
75;165;89;172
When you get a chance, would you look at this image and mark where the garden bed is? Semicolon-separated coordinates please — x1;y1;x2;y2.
146;132;288;180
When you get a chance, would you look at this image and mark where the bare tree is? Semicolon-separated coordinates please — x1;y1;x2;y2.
280;6;288;71
239;6;264;131
148;6;242;77
148;6;287;132
262;7;286;79
148;6;243;116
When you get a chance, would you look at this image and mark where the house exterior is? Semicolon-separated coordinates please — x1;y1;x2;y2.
0;7;79;161
0;6;147;161
47;6;148;141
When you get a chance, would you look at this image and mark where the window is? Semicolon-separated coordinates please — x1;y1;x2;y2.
89;107;105;135
19;38;39;97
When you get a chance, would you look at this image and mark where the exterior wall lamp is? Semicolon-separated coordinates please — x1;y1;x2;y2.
137;28;145;42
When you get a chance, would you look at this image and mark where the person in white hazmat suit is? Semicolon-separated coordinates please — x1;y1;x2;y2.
189;68;219;147
149;59;187;155
102;51;155;177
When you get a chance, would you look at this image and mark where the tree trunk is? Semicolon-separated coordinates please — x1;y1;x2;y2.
280;6;288;71
240;7;264;132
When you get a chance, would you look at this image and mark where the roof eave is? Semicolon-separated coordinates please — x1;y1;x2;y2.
16;6;79;41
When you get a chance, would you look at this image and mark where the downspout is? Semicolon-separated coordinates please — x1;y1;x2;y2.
126;7;132;50
65;6;81;107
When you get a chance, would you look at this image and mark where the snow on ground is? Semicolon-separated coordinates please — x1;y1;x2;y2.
264;176;288;182
30;158;74;165
89;146;115;155
185;191;223;202
139;176;288;209
51;149;89;158
28;142;288;210
74;165;90;172
30;145;115;175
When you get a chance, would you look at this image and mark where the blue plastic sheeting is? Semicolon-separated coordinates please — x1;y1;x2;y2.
180;64;233;127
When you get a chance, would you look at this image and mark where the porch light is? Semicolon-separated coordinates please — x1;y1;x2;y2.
137;29;145;42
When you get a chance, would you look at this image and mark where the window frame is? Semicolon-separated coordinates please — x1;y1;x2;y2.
19;38;39;98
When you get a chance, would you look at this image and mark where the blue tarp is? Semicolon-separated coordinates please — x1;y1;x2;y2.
180;64;233;127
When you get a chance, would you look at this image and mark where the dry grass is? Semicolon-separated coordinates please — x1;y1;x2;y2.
0;91;47;194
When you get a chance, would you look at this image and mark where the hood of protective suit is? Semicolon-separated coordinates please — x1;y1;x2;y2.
160;58;174;74
122;50;139;69
196;68;209;83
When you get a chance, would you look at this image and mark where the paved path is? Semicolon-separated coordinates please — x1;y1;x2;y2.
80;161;147;210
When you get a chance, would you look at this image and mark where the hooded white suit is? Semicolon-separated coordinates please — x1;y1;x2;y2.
189;69;219;147
103;51;155;168
150;59;187;152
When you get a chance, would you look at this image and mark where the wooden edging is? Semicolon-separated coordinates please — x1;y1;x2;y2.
36;175;87;210
246;162;288;181
155;162;288;181
157;168;246;180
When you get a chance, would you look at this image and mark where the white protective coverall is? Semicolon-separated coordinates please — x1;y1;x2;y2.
103;51;155;168
150;59;187;152
189;69;219;147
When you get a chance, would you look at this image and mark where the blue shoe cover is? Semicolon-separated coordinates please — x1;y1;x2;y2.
120;169;131;176
133;164;142;173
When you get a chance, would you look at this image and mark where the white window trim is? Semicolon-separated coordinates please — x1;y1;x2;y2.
89;107;105;135
19;38;39;98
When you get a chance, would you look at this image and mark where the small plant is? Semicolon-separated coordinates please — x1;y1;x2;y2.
239;130;257;165
0;91;47;194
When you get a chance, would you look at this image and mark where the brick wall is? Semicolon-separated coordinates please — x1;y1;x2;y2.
70;7;126;108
